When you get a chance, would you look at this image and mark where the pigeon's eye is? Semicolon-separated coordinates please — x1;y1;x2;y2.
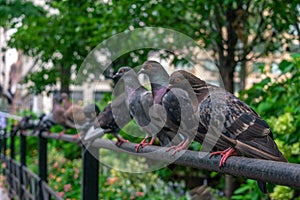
175;78;180;83
121;69;124;73
147;64;152;69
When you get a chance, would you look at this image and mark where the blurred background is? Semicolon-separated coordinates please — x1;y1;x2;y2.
0;0;299;199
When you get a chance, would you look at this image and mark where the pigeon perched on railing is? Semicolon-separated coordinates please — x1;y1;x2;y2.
169;70;287;192
12;115;35;136
139;61;198;152
169;70;287;162
33;95;65;134
77;98;130;146
73;103;101;139
59;93;87;138
96;102;130;146
113;67;161;152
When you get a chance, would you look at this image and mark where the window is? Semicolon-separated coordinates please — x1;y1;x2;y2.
94;91;104;102
70;91;83;104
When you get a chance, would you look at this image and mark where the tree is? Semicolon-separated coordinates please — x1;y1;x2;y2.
0;0;44;113
9;1;103;94
94;0;299;93
9;0;299;94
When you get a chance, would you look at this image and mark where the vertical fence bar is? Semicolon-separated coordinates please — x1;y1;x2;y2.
9;126;15;197
38;131;48;200
20;131;26;199
0;129;3;159
10;127;15;160
3;129;7;175
20;131;26;166
0;129;3;172
81;146;99;200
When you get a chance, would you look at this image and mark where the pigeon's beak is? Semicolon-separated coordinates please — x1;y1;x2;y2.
137;67;145;75
168;83;174;89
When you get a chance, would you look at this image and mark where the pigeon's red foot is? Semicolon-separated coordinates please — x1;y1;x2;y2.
166;139;190;155
115;138;129;147
73;133;81;139
57;130;66;139
135;137;155;152
210;147;238;167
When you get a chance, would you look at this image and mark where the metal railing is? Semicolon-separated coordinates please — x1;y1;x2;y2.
0;127;300;200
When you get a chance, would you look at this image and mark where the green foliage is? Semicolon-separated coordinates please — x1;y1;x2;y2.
232;180;268;200
99;159;188;200
0;0;44;28
270;186;294;200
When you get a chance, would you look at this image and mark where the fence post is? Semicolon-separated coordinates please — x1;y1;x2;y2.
9;125;15;197
20;131;26;199
10;127;15;160
38;131;48;200
0;129;4;159
3;129;7;175
81;145;99;200
0;129;4;171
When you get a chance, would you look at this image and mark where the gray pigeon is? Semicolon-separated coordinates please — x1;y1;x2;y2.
113;67;161;152
96;101;130;146
139;61;198;154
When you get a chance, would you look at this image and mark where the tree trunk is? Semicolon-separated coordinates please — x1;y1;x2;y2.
239;60;247;91
9;50;23;114
219;63;235;93
225;174;235;197
60;65;71;95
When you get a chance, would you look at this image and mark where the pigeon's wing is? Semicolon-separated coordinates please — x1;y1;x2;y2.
98;104;118;131
197;92;286;161
53;107;66;126
162;88;198;144
129;89;152;127
162;90;181;125
226;113;287;162
223;93;287;162
140;91;153;118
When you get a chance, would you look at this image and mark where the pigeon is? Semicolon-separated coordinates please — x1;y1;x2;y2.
139;61;199;154
34;94;66;134
169;70;287;193
96;101;130;146
73;103;101;139
113;67;161;152
59;93;87;138
74;98;130;147
12;115;35;136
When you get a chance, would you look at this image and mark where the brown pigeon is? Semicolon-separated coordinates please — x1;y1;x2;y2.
169;70;287;192
59;93;86;138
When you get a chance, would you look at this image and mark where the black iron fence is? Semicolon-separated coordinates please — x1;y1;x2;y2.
0;128;99;200
0;127;300;200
